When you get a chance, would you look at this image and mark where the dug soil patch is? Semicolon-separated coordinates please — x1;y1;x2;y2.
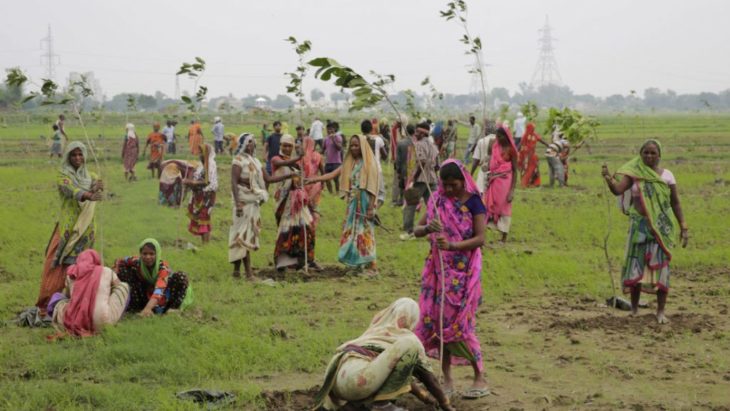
257;266;350;282
259;386;492;411
548;312;715;335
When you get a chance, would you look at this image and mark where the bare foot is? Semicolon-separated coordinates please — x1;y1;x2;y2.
629;310;638;317
656;312;670;324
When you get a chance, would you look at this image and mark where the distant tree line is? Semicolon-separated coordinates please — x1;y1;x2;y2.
2;82;729;113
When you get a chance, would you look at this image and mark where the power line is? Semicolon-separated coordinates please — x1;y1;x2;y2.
530;15;563;89
40;24;60;81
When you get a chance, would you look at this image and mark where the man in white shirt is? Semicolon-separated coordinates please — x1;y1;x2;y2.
513;112;526;149
162;121;175;154
471;122;496;194
463;115;481;164
310;117;324;151
212;116;224;154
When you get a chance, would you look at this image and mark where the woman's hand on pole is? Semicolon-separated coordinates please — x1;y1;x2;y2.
436;235;450;250
426;218;442;234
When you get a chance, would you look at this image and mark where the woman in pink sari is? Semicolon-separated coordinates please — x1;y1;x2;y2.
50;249;129;337
414;160;489;399
301;137;325;228
485;126;518;242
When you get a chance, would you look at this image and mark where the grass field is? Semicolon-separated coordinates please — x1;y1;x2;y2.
0;114;729;410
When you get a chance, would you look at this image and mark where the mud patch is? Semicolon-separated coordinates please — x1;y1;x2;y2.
259;386;492;411
547;313;715;335
257;266;350;282
260;387;317;410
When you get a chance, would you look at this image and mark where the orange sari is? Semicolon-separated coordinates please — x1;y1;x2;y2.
188;123;203;155
518;123;541;188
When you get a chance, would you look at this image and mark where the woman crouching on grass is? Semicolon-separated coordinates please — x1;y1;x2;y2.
413;159;489;399
114;239;192;316
602;139;688;324
314;298;455;411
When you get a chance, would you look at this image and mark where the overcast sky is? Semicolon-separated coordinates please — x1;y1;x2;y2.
1;0;728;100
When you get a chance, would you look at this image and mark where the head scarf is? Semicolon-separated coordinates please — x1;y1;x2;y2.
235;133;255;157
339;134;380;197
337;298;422;351
60;141;93;191
436;159;480;198
496;126;518;154
138;238;162;285
126;123;136;139
63;249;104;336
279;134;295;158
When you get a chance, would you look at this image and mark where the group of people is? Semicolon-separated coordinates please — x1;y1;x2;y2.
36;141;192;340
34;114;689;410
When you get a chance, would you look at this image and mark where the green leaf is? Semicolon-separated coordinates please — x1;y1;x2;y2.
181;96;192;104
195;57;205;65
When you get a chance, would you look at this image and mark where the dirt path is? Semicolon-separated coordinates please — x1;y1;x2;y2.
251;266;730;410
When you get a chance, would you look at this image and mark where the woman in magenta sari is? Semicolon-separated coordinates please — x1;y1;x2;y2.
414;160;489;399
485;126;518;242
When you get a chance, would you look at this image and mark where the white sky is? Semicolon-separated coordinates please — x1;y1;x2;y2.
1;0;728;99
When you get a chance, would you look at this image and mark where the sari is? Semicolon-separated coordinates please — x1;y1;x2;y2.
50;249;129;337
517;123;541;188
36;142;98;314
315;298;432;410
187;144;217;236
616;140;677;294
338;134;379;268
158;160;200;207
188;122;203;155
115;238;193;313
229;134;269;262
485;127;517;234
146;131;166;167
122;124;139;173
415;159;484;372
302;137;324;228
273;135;315;268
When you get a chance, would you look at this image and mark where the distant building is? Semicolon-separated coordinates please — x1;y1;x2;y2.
255;97;268;108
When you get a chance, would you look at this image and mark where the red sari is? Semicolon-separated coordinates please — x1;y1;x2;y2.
517;123;541;188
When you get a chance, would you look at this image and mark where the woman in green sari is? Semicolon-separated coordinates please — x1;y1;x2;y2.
36;142;103;315
602;139;688;324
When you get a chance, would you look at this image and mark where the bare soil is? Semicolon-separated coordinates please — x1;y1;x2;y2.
252;265;730;410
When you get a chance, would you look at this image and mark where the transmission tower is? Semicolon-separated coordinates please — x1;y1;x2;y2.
174;75;180;100
40;24;60;81
530;15;563;88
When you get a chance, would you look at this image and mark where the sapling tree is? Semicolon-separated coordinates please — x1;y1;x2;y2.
440;0;488;121
308;57;402;120
125;94;136;122
284;36;312;124
544;107;600;146
177;57;207;113
421;76;444;113
520;100;539;122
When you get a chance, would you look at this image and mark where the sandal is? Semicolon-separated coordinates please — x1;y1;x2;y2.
462;387;490;399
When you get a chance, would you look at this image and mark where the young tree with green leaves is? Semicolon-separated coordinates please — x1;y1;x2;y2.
285;36;312;124
177;57;207;113
440;0;489;122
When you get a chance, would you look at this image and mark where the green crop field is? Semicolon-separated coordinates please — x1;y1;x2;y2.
0;113;728;410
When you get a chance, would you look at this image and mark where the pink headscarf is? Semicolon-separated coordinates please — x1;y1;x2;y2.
436;158;481;198
63;249;104;336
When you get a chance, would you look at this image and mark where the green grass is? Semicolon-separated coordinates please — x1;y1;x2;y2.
0;113;729;409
